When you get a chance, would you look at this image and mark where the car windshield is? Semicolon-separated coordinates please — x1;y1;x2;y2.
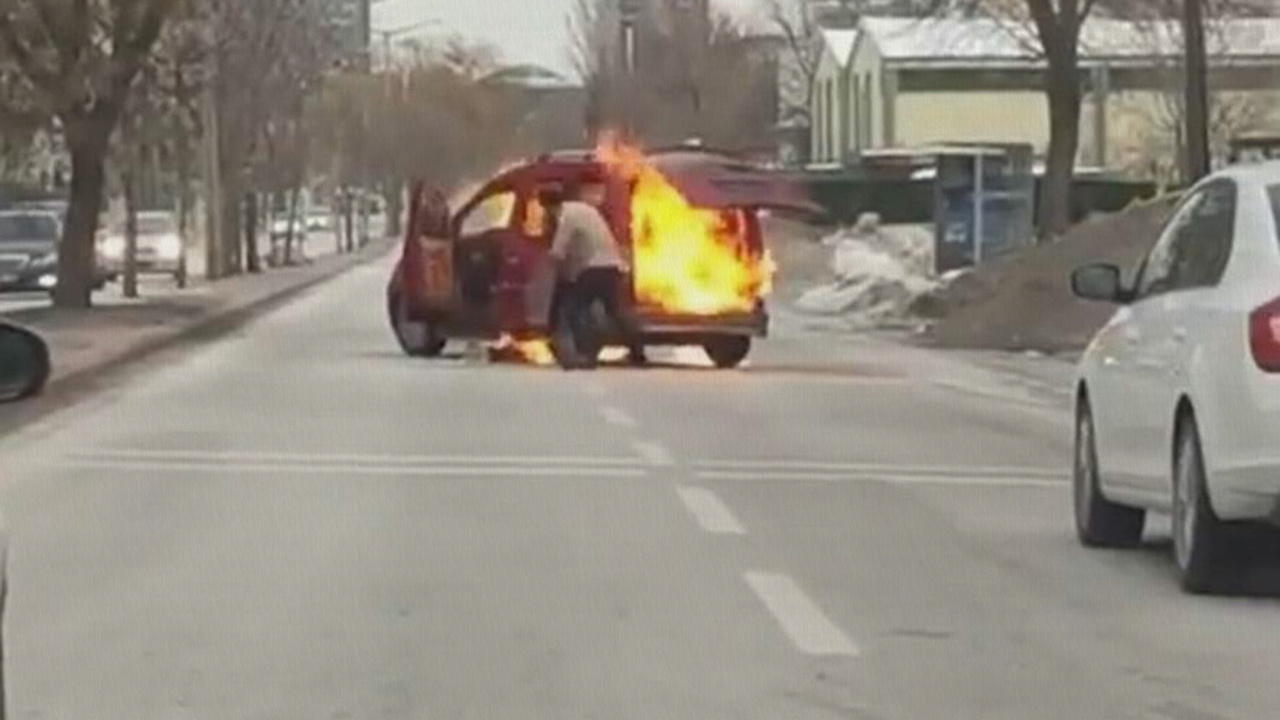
6;4;1280;720
0;213;58;242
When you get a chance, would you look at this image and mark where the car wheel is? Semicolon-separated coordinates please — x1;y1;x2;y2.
703;336;751;369
1074;396;1145;548
388;290;445;358
1173;414;1235;594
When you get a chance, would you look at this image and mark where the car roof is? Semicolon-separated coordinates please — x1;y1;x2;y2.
1208;160;1280;189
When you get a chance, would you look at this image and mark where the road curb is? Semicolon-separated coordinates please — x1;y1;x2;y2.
0;240;395;433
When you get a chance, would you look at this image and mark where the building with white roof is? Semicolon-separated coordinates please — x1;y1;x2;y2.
810;15;1280;175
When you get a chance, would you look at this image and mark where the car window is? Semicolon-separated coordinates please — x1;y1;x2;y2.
458;191;515;237
0;214;58;242
1171;180;1236;290
1135;181;1236;298
1136;197;1195;298
522;193;549;239
137;215;177;235
1268;184;1280;248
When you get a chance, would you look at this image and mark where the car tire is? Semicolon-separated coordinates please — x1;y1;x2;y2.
1074;396;1145;548
1173;413;1236;594
703;336;751;369
388;290;445;358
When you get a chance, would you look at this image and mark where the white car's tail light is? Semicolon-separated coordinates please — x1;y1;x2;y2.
1249;296;1280;372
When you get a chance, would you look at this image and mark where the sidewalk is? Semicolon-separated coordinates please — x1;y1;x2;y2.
3;236;396;392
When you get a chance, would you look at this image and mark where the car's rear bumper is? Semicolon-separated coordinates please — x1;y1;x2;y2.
635;306;768;343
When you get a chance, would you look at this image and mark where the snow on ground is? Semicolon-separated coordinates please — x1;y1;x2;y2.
794;214;937;329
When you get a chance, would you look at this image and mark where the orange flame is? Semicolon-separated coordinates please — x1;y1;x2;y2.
493;335;555;366
596;134;772;316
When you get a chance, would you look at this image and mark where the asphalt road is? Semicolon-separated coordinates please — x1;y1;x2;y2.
2;255;1279;720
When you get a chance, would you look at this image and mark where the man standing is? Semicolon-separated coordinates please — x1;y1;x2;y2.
543;183;645;368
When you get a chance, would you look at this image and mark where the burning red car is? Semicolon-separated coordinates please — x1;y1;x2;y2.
388;141;815;368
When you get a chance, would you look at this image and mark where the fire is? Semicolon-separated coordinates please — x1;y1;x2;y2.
492;335;555;366
596;135;773;315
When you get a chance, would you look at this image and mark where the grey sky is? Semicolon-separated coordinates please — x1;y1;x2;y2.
372;0;762;81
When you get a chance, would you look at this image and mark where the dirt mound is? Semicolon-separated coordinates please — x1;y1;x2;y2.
915;197;1178;353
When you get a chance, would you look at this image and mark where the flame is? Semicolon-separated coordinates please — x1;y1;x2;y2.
596;134;773;316
492;335;555;366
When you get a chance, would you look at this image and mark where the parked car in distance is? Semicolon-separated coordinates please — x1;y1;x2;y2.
99;211;187;286
306;207;334;233
1071;161;1280;593
0;210;62;293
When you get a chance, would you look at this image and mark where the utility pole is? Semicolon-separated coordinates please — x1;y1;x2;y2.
1183;0;1211;181
619;0;640;137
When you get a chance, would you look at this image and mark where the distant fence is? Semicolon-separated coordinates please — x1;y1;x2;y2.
796;173;1158;227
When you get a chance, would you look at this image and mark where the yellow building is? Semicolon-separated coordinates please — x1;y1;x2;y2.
810;16;1280;176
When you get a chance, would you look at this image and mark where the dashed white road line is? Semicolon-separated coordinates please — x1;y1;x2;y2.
695;470;1063;489
744;571;859;657
676;486;745;535
70;448;643;467
53;458;649;479
631;440;675;468
599;406;638;428
696;459;1066;480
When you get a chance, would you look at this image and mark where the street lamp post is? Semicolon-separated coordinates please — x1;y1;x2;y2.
618;0;640;137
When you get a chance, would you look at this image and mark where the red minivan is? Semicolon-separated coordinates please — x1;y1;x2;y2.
387;147;814;369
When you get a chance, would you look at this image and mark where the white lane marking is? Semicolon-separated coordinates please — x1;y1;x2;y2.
696;470;1063;489
599;406;638;428
52;459;649;479
70;448;642;467
744;572;858;657
632;440;675;467
676;486;745;535
696;459;1067;480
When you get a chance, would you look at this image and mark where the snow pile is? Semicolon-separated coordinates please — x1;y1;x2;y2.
795;214;937;327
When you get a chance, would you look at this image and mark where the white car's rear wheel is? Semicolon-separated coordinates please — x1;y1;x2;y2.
1074;397;1145;548
1173;415;1235;594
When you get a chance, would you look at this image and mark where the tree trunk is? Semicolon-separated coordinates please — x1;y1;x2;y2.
123;166;140;299
219;172;242;276
1183;0;1212;182
244;191;261;273
344;189;355;253
1039;64;1082;241
54;134;110;308
385;182;403;239
285;185;300;265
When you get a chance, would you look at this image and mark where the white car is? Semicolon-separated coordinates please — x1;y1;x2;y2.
99;211;187;286
1072;162;1280;593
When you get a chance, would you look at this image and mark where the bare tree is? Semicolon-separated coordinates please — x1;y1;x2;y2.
0;0;178;307
569;0;779;149
765;0;824;129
